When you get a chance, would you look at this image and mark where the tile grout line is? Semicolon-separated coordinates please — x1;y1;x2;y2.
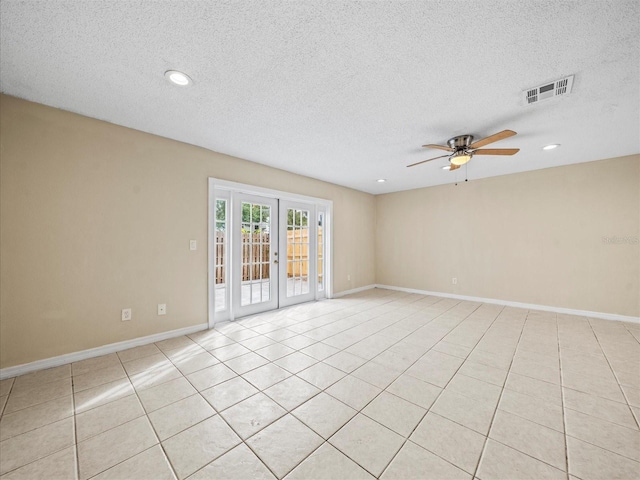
280;299;440;459
95;341;250;479
245;294;398;339
177;363;282;480
281;295;458;354
71;369;81;480
251;297;462;390
227;354;348;477
619;321;640;347
1;377;71;417
470;308;528;479
105;315;349;480
556;314;571;480
491;315;640;472
131;377;180;480
141;342;217;480
309;298;442;347
586;318;640;430
79;347;177;480
79;355;135;478
374;303;504;478
153;362;282;478
269;297;469;478
547;318;640;465
0;370;76;477
253;295;474;478
556;321;640;463
0;378;15;416
270;304;430;355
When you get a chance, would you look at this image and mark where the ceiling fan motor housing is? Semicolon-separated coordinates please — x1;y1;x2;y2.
447;135;474;151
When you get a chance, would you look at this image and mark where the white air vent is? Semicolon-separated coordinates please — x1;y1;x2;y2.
523;75;574;105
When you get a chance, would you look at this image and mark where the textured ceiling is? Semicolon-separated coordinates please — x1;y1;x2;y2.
1;1;638;194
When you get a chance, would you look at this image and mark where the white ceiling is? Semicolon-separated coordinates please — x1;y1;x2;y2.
1;1;638;194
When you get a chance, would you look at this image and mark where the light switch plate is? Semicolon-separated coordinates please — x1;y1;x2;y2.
190;240;197;251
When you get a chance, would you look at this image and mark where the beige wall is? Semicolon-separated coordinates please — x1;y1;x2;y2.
0;95;376;367
2;94;637;369
376;155;640;317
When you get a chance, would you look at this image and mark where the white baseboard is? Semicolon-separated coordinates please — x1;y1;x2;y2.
0;323;208;380
375;284;640;324
332;284;376;298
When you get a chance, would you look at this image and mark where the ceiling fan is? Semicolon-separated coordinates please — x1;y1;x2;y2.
407;129;520;170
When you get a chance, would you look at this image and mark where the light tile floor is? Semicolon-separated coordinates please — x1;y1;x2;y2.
1;288;639;479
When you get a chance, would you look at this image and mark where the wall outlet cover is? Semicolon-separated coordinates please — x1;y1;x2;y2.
158;304;167;315
121;308;132;321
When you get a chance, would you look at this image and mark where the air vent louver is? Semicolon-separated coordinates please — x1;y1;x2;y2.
523;75;574;105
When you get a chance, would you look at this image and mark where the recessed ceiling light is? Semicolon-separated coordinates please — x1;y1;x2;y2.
377;179;386;183
442;165;451;170
165;70;192;86
543;144;560;150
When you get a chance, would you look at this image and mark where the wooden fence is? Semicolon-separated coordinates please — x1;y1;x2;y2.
215;228;321;283
215;232;271;283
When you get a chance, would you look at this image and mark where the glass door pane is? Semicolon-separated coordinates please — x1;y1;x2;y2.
241;201;270;305
215;198;228;312
317;210;325;294
233;194;279;318
280;201;316;307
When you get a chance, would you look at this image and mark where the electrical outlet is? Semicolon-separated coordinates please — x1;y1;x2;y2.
189;240;197;251
121;308;132;321
452;277;457;285
158;304;167;315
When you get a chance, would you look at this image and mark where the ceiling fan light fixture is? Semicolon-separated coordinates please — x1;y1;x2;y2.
376;179;386;183
543;144;560;150
450;152;472;166
165;70;192;86
442;165;451;170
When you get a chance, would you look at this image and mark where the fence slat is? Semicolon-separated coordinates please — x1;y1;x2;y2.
215;231;273;283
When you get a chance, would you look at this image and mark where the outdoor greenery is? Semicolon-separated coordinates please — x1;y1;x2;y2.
215;200;310;232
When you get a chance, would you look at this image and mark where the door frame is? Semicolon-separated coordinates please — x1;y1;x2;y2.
208;178;333;327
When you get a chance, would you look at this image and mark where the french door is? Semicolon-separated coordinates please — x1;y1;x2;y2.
210;179;331;324
232;194;279;318
279;201;317;308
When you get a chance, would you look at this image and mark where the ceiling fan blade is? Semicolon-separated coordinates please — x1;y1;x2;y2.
469;130;517;149
449;164;460;171
472;148;520;155
406;154;450;168
422;144;454;152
